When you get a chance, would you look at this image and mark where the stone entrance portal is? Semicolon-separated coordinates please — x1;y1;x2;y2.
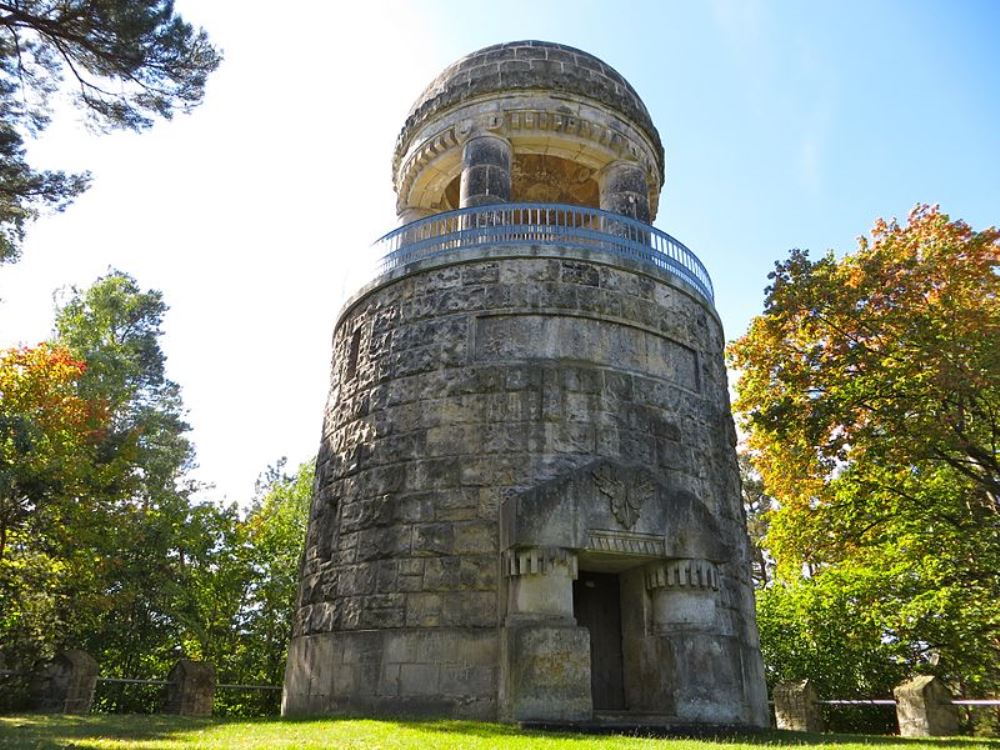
496;458;767;724
574;571;625;711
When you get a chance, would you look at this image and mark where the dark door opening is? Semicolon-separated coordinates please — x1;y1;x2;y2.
573;571;625;710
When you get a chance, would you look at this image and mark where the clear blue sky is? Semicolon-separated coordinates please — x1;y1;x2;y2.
1;0;997;503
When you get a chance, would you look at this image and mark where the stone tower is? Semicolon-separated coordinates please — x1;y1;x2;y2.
283;40;770;728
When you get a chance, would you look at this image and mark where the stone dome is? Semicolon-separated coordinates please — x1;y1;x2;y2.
394;40;664;181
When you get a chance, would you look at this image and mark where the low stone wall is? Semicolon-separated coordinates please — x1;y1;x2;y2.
773;675;967;737
28;652;216;717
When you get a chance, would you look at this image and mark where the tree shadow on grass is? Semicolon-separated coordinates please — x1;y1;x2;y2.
0;714;215;749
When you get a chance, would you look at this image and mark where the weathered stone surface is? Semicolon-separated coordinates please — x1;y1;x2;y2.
599;160;650;223
30;650;98;714
165;659;215;717
501;624;592;721
282;629;497;718
286;40;769;729
894;676;959;737
396;41;663;183
774;680;824;733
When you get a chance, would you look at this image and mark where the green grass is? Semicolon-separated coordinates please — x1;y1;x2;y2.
1;716;998;750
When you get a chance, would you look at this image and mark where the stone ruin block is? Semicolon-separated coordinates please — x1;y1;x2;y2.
894;675;959;737
164;659;216;717
30;650;98;714
773;679;824;733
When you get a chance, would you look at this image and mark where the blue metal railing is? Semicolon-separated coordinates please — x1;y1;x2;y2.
371;203;715;303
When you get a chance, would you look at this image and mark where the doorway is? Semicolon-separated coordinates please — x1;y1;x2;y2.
573;571;625;710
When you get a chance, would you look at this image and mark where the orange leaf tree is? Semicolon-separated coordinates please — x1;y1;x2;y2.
729;206;1000;700
0;343;105;560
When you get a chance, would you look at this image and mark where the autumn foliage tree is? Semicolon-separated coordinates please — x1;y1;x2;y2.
729;206;1000;706
1;272;312;715
0;343;103;559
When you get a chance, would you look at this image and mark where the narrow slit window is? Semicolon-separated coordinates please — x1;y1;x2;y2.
345;328;362;381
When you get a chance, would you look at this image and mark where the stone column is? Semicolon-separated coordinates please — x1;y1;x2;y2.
894;675;959;737
773;680;824;733
459;134;512;208
500;547;591;722
645;558;719;632
505;546;577;622
30;650;98;714
165;659;216;717
599;160;650;223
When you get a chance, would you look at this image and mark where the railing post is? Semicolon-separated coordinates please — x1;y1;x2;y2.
894;676;959;737
165;659;216;717
773;679;824;733
30;650;98;714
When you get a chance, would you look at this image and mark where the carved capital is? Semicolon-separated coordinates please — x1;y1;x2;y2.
645;558;719;591
505;546;578;579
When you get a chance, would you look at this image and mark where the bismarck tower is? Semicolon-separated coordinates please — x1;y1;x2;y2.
284;41;770;728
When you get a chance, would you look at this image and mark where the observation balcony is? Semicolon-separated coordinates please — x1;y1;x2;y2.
371;203;714;304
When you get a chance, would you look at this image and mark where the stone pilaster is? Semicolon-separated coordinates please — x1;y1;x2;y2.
459;134;512;208
500;546;590;721
599;160;650;223
894;675;959;737
30;650;98;714
645;558;719;631
165;659;216;717
773;680;824;733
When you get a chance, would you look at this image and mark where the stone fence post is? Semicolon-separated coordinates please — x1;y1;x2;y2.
773;679;824;733
30;650;98;714
164;659;216;717
894;675;959;737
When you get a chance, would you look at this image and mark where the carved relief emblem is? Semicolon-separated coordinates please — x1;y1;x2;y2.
593;466;654;530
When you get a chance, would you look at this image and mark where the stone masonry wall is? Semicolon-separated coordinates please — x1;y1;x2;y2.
283;248;763;720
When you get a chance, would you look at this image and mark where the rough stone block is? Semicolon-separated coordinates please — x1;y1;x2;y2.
894;675;959;737
773;679;824;733
501;624;592;722
30;650;98;714
165;659;215;717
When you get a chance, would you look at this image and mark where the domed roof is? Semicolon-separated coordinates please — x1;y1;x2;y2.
394;41;663;177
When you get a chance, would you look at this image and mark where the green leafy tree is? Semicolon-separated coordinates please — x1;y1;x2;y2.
0;342;108;701
729;206;1000;710
0;1;220;262
50;271;202;703
0;271;204;710
215;458;312;716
